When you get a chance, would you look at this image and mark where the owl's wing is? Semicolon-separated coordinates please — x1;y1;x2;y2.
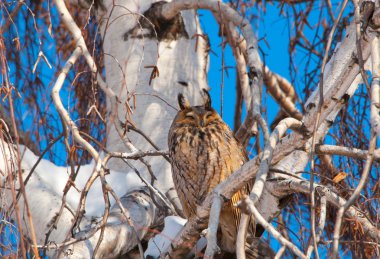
229;183;256;230
225;139;257;237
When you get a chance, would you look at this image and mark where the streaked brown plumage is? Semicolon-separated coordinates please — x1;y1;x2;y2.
168;90;252;254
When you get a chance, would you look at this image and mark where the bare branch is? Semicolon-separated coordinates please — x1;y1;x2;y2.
315;144;380;161
274;246;287;259
263;66;302;120
235;212;249;259
331;1;377;256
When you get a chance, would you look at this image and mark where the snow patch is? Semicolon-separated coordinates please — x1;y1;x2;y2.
145;216;187;258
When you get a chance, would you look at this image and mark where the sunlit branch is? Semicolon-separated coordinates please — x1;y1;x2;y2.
315;144;380;161
263;66;302;120
203;195;223;258
236;113;271;258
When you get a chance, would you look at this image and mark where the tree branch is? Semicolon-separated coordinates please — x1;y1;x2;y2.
263;66;302;120
315;144;380;161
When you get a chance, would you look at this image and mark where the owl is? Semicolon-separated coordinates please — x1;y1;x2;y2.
168;89;254;255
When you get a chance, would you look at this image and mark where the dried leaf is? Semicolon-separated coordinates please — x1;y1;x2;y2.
333;172;348;183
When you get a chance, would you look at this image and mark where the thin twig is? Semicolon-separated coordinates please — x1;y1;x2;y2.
306;195;327;258
273;179;380;242
0;39;35;259
53;1;145;257
331;1;375;256
18;132;64;196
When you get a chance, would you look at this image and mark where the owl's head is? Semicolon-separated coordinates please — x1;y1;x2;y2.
174;89;220;128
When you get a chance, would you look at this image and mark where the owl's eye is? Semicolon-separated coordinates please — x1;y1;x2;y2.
204;112;213;119
185;112;195;119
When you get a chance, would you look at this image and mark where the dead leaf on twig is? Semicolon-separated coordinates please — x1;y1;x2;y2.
333;172;348;183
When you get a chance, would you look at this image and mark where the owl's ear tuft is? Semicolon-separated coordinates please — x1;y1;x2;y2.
178;93;190;110
202;89;212;109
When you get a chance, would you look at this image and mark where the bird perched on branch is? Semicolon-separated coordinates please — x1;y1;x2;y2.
168;89;271;258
